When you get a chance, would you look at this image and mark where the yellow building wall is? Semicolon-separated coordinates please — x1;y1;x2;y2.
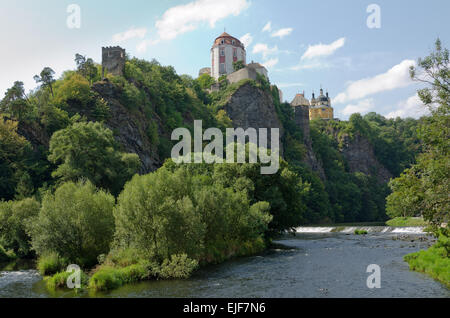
309;107;334;120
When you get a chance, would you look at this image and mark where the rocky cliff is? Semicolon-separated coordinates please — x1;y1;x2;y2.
223;82;284;152
340;133;393;183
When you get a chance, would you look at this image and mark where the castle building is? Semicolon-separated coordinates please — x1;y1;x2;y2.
290;89;334;121
210;32;246;79
102;46;126;78
309;88;334;120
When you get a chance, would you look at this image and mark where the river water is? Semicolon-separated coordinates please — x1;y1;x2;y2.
1;228;449;298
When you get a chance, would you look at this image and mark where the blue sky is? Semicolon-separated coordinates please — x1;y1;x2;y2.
0;0;449;119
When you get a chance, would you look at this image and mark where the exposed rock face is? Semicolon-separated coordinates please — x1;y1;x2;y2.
292;105;326;179
223;82;284;152
91;81;161;173
340;133;393;183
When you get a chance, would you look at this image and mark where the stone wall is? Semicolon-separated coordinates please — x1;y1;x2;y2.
102;46;126;77
226;67;258;84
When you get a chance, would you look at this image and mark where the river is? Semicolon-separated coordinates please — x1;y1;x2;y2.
0;227;449;298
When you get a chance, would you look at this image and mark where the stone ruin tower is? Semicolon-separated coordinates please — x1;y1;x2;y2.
291;92;311;142
102;46;126;78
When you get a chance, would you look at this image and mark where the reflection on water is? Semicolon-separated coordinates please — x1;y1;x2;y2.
1;232;449;298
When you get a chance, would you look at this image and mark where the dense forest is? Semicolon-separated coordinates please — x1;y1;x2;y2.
0;39;447;290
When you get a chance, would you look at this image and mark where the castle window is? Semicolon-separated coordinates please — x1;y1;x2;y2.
219;63;225;74
220;49;225;56
221;39;225;44
232;40;236;45
233;48;237;57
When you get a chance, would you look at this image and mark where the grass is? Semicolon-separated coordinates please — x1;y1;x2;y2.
89;262;154;292
37;252;68;275
354;229;368;235
404;236;450;288
46;270;89;291
386;217;428;227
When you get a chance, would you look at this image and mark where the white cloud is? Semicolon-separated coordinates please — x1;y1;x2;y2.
240;33;253;48
341;98;375;116
262;58;279;69
334;59;416;104
386;94;429;119
252;43;278;59
262;21;272;33
290;61;331;71
301;37;346;60
271;28;293;39
112;27;147;43
155;0;250;41
136;39;160;53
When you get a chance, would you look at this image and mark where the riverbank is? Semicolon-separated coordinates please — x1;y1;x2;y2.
404;235;450;288
1;231;448;298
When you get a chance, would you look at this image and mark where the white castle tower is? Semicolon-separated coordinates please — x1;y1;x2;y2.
211;32;246;79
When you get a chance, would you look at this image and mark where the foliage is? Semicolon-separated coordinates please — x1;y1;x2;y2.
34;67;56;97
233;60;245;72
197;73;216;89
387;39;450;236
404;235;450;288
0;244;16;262
46;270;89;291
386;217;428;227
159;254;199;279
29;181;115;267
354;229;368;235
0;81;32;120
0;115;33;200
48;121;140;195
0;198;40;258
75;54;100;84
37;252;69;276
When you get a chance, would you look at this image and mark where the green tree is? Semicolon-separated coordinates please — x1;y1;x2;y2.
75;54;99;84
388;39;450;235
0;198;40;258
34;67;56;98
28;180;115;267
196;73;216;89
233;60;245;71
48;121;141;195
0;81;31;120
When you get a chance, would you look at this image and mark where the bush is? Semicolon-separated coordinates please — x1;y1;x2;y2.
37;252;68;276
159;254;198;279
89;262;155;292
29;181;115;267
46;269;89;291
354;229;368;235
0;198;40;258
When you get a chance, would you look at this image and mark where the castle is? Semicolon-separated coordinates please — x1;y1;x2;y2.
102;46;126;78
291;89;334;120
200;32;269;85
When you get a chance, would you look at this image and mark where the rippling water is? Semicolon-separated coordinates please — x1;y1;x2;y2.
1;232;449;298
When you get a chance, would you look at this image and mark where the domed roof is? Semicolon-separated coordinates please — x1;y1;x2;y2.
212;32;244;49
291;93;310;107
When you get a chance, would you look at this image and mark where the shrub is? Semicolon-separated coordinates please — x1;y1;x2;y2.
114;169;206;262
37;252;68;276
89;262;155;292
29;181;115;267
46;269;89;291
159;254;199;279
0;198;40;258
354;229;368;235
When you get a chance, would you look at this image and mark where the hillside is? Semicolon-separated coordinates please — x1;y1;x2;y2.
0;55;422;223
